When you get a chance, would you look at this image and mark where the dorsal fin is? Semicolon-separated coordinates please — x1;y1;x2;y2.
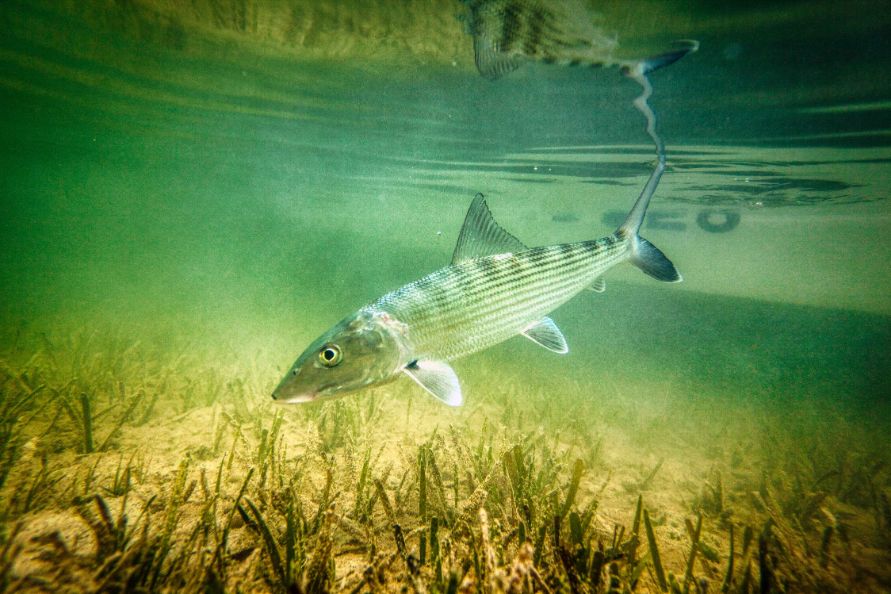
452;194;527;264
473;34;524;80
465;0;607;81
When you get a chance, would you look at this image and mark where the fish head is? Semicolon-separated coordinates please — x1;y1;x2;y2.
272;309;407;404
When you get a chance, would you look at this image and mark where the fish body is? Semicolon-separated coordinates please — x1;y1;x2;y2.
273;183;680;406
271;2;696;406
463;0;697;80
369;225;630;363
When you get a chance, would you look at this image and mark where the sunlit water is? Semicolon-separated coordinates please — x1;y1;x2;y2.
1;1;889;592
3;1;889;393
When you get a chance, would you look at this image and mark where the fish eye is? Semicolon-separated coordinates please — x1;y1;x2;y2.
318;344;342;367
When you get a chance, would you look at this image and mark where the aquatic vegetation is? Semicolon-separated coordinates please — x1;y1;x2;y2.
2;1;890;593
0;359;44;494
0;329;889;593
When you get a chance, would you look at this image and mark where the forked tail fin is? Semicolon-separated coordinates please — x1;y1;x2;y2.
616;42;696;283
621;40;700;78
626;235;682;282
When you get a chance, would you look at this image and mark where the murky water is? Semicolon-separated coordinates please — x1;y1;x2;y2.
1;1;889;592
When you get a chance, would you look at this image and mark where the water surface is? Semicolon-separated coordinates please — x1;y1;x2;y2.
1;1;889;592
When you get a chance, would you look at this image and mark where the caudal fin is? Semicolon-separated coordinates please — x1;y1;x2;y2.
616;41;692;284
621;40;700;77
630;236;682;282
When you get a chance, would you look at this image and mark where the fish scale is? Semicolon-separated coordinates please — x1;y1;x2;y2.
367;235;628;361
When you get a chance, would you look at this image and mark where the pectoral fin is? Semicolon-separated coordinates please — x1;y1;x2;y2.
403;359;463;406
522;317;569;354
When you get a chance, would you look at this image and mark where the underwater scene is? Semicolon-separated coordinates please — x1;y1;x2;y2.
1;1;890;592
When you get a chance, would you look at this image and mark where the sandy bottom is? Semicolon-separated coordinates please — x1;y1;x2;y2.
1;330;889;594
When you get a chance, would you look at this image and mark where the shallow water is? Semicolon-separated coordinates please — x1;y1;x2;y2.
1;1;890;592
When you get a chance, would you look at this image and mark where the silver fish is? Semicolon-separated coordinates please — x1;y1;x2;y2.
463;0;697;80
272;1;696;407
272;167;681;406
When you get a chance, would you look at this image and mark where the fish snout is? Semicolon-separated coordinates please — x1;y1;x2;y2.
271;387;317;404
272;366;306;402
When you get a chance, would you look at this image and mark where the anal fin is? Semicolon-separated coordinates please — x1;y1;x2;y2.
585;276;606;293
403;360;463;406
522;317;569;354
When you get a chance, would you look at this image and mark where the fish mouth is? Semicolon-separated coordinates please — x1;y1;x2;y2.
271;390;316;404
271;382;339;405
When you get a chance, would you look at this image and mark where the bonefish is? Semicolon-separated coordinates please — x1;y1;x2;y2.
272;29;696;407
273;170;682;406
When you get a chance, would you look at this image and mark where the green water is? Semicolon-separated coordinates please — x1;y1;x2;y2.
1;1;890;592
3;1;889;389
